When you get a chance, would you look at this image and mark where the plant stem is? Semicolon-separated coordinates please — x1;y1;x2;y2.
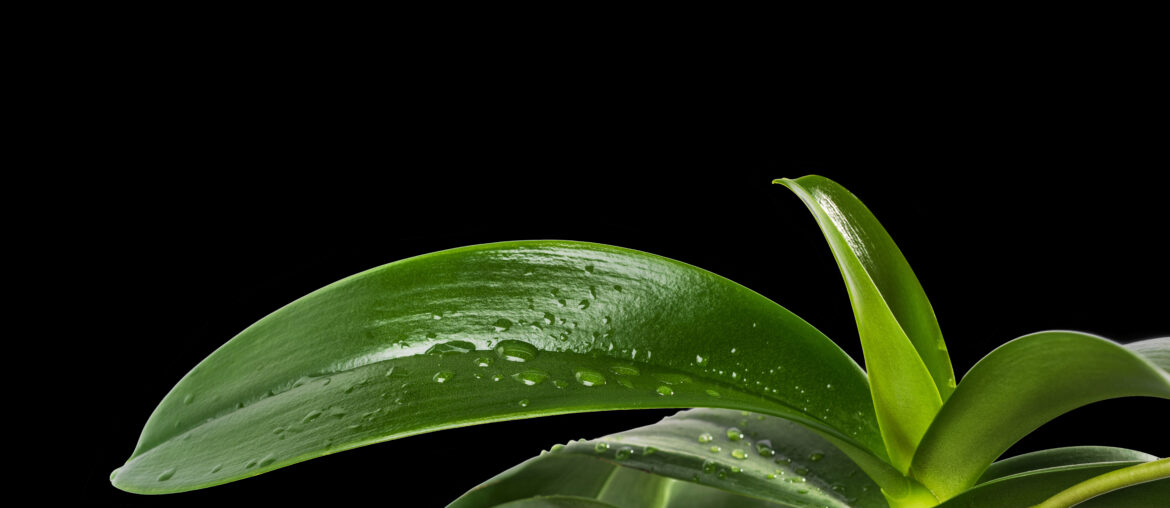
1034;457;1170;507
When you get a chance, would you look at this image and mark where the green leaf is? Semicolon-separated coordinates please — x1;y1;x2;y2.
978;446;1158;484
451;408;889;508
111;241;882;494
936;460;1154;507
776;176;952;472
1035;457;1170;507
1074;478;1170;507
495;496;625;508
453;453;787;508
911;333;1170;499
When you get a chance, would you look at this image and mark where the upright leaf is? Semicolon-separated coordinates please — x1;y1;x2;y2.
111;241;882;494
911;333;1170;499
776;176;952;472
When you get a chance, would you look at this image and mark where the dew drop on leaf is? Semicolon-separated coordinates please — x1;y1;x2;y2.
756;440;775;457
574;368;606;387
426;340;477;356
495;340;538;362
615;447;633;460
702;460;717;474
610;365;640;376
511;369;549;386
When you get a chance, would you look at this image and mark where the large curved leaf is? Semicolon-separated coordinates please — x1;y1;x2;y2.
451;408;890;508
911;333;1170;499
1036;458;1170;507
977;446;1158;484
111;241;882;494
936;460;1159;507
776;176;952;472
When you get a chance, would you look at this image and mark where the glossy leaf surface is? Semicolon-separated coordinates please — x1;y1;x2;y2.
111;241;881;494
452;408;888;508
777;176;951;472
936;461;1160;507
911;333;1170;499
977;446;1158;484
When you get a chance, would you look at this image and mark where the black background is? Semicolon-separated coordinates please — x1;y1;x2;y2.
56;37;1168;506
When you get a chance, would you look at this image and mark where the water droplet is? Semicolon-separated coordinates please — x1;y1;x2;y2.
426;340;477;356
474;356;494;367
610;365;640;376
731;449;748;460
550;444;565;452
656;385;674;396
211;464;222;473
594;442;610;453
585;263;595;273
730;347;738;354
518;399;530;407
495;340;538;362
386;366;408;378
491;374;503;382
245;459;258;469
433;371;454;383
511;369;550;386
183;394;194;405
702;460;717;474
709;446;722;453
695;354;708;366
698;432;714;443
574;368;606;387
433;313;442;320
157;467;176;481
578;299;591;310
808;452;824;462
654;373;692;385
493;318;513;332
613;284;623;292
259;454;276;467
615;447;633;460
552;379;568;389
794;466;810;475
705;389;721;398
602;316;611;325
644;446;658;455
947;377;957;388
616;378;635;389
716;470;727;479
726;427;744;441
273;426;286;435
730;466;741;473
756;440;775;457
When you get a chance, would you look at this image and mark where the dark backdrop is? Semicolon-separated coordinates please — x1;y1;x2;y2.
67;72;1167;505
